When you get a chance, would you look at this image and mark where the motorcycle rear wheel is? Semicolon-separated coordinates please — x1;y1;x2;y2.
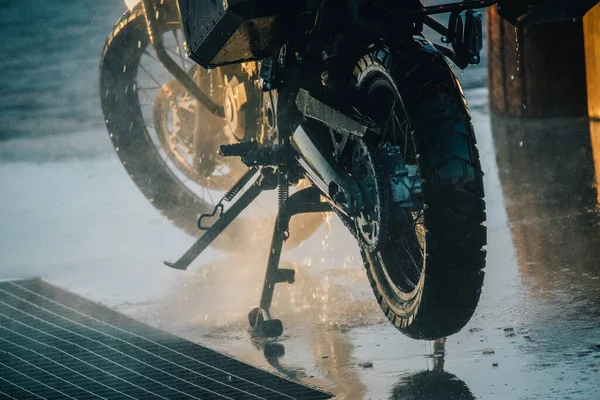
99;3;324;251
353;41;486;340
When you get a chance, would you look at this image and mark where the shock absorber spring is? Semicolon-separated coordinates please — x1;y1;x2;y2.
277;166;289;234
276;120;290;236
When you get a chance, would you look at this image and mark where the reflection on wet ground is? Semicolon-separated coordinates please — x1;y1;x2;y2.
492;118;600;389
591;121;600;206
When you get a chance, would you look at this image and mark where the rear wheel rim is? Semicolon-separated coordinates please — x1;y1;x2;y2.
360;75;426;293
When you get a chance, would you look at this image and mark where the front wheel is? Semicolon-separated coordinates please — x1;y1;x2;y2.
350;40;486;340
99;3;324;251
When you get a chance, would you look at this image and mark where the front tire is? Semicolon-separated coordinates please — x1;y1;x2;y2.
353;40;486;340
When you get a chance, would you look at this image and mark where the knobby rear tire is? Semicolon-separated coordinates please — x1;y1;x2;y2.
354;40;486;340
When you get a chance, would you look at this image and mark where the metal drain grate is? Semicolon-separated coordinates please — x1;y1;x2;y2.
0;278;333;399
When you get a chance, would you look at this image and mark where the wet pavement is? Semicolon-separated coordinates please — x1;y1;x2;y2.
2;1;600;399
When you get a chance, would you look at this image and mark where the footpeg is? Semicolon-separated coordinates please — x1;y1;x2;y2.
276;268;295;284
219;141;258;157
219;142;287;167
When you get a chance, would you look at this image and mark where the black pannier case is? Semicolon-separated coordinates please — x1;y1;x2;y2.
177;0;309;69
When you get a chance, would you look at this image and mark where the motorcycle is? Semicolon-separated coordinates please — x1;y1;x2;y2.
100;0;599;339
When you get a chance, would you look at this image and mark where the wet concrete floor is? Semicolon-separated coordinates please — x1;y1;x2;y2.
2;1;600;399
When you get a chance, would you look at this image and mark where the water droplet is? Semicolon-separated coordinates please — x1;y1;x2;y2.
519;141;524;147
122;65;127;73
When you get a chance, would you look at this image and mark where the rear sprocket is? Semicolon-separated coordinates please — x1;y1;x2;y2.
350;139;389;252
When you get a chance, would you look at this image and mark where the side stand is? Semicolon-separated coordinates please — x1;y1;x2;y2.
165;166;332;338
164;168;276;270
249;186;331;337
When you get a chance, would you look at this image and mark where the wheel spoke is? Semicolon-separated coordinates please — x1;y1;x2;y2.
164;46;185;65
138;63;163;87
402;118;409;163
205;185;215;204
398;235;421;280
403;212;423;251
254;198;272;218
142;49;159;62
215;165;226;176
136;84;161;91
385;98;397;129
136;84;158;101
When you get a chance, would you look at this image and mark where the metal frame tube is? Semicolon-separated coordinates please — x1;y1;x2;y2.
140;0;225;117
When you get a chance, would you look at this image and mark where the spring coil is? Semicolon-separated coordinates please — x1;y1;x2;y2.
277;167;289;233
223;166;259;202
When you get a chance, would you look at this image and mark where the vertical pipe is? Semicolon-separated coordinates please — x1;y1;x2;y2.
584;4;600;120
487;6;588;117
590;121;600;206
